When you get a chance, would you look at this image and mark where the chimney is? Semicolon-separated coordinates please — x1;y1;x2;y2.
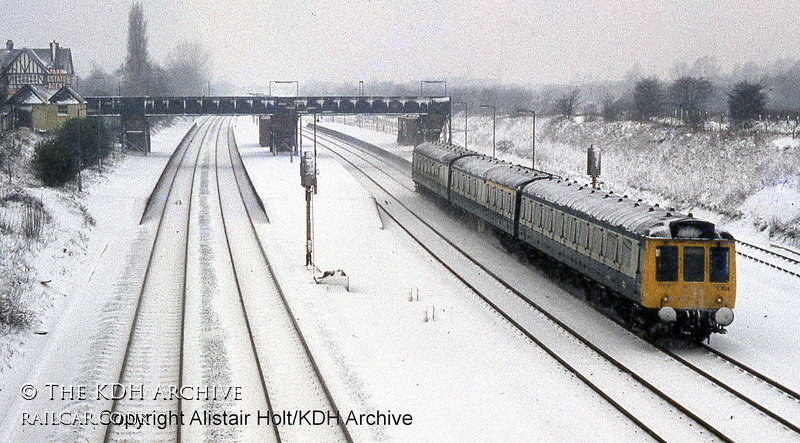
50;40;59;64
6;40;12;51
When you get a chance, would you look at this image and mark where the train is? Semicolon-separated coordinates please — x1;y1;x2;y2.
412;141;736;340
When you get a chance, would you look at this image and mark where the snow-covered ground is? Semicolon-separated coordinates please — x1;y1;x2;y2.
0;113;798;441
315;117;800;408
235;118;649;441
0;118;196;440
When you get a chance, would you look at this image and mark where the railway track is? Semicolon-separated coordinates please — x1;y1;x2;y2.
308;127;800;442
736;239;800;278
79;117;351;442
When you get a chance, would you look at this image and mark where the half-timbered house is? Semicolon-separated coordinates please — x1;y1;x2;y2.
1;39;74;105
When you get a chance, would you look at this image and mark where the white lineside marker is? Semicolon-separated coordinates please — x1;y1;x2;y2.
409;287;419;302
424;306;435;323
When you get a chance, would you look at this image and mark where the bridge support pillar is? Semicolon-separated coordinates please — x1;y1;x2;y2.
259;116;272;149
121;98;150;154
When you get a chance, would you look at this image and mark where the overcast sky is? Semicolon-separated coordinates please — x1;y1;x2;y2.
3;0;799;92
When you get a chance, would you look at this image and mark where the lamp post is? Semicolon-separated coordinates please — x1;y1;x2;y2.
479;104;496;158
269;80;299;96
452;101;468;149
420;80;447;97
516;109;536;169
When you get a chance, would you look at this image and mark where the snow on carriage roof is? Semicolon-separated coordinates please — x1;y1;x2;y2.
414;141;476;164
415;142;728;239
417;142;555;188
522;177;699;238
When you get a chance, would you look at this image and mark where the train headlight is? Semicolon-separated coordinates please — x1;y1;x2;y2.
716;296;724;304
715;307;734;326
658;306;677;322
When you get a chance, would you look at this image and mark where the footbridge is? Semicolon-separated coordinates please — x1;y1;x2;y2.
86;95;451;153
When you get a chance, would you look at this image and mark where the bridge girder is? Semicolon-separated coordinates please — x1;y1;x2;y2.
85;96;451;117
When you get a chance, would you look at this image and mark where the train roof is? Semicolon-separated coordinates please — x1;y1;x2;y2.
414;142;731;240
521;178;732;240
414;142;476;164
452;155;553;189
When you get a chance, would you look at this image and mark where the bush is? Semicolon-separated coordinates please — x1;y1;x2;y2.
728;81;767;126
32;118;110;187
33;138;78;186
0;284;31;331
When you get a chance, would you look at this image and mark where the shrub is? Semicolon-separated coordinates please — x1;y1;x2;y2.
728;81;767;126
32;118;111;187
32;138;78;186
0;284;31;331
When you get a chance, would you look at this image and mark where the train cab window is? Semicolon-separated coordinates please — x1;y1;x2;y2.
710;246;730;283
655;246;678;282
683;246;705;282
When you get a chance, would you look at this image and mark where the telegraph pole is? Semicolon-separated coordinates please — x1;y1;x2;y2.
301;117;318;266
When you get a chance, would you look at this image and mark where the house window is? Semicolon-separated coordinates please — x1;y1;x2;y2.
58;105;69;116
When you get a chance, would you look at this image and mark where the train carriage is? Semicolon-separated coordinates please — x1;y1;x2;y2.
412;142;476;200
451;156;551;236
412;141;736;339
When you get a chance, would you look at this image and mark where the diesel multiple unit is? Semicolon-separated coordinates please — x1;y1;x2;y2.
412;141;736;339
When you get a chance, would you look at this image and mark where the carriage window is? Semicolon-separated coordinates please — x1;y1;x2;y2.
582;223;590;249
554;212;563;238
710;247;730;283
606;234;617;262
593;229;603;255
534;204;542;228
544;208;552;233
564;217;572;242
655;246;678;281
684;246;705;282
621;239;633;270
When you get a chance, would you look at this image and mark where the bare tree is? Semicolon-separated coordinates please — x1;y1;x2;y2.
79;67;117;96
555;88;581;118
166;41;212;96
632;77;663;121
0;133;21;182
669;76;713;130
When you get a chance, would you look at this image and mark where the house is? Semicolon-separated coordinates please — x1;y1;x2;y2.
1;39;75;105
6;84;86;132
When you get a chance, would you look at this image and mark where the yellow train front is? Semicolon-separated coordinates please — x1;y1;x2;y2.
642;226;736;338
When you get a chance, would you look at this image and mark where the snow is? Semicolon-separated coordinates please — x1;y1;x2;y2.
1;112;799;441
0;117;196;441
234;118;648;441
312;117;800;414
740;176;800;224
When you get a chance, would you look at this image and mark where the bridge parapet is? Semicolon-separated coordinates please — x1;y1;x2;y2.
85;95;450;117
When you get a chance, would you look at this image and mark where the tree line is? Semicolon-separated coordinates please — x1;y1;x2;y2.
79;2;211;97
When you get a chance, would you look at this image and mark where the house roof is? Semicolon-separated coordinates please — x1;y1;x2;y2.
49;85;85;104
7;84;51;105
1;41;74;75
